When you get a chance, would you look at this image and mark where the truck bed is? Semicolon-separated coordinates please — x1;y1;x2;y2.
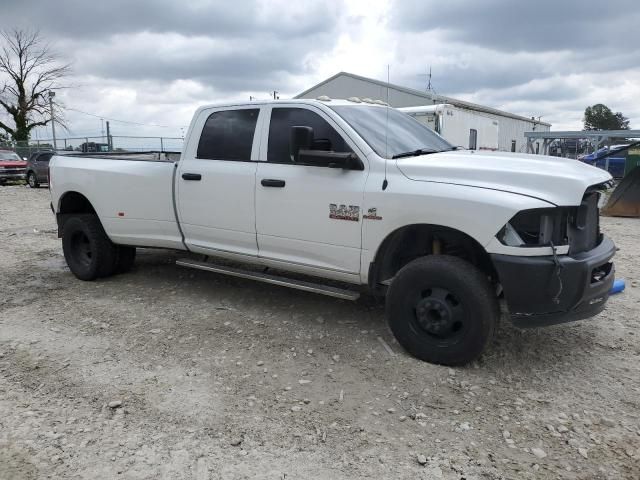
50;152;184;250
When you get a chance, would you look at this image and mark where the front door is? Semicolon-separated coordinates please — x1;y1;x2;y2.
177;106;263;258
255;105;367;278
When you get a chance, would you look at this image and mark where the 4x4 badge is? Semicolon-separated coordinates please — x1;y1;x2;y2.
363;207;382;220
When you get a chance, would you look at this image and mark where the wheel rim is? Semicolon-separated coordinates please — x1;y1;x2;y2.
70;231;93;267
412;287;467;344
28;174;36;187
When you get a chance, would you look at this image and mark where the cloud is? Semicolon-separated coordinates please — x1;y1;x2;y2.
390;0;640;53
2;0;337;41
17;0;343;93
1;0;346;138
63;31;324;94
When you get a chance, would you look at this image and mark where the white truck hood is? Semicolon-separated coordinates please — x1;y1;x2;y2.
396;150;612;206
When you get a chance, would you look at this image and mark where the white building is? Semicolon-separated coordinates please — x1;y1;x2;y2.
295;72;551;153
399;104;500;151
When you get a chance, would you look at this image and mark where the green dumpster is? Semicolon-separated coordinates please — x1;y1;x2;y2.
626;148;640;177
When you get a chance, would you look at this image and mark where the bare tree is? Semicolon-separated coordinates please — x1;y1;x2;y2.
0;29;70;142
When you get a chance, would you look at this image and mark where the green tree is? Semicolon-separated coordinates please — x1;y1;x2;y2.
0;29;69;142
583;104;630;131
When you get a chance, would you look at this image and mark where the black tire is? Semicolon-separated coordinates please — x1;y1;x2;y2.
386;255;498;366
115;246;136;274
62;214;118;281
27;172;39;188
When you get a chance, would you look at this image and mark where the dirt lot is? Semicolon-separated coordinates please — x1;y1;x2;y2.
0;185;639;480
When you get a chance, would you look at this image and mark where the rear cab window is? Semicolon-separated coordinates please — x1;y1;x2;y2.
267;107;352;164
197;109;259;161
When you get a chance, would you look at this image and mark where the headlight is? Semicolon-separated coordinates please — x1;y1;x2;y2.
498;207;572;247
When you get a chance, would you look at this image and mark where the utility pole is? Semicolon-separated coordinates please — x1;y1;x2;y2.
106;121;112;151
272;91;279;100
48;91;57;150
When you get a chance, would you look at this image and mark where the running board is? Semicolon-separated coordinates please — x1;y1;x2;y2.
176;259;360;301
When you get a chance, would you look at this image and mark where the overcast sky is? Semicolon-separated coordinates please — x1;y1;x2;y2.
2;0;639;142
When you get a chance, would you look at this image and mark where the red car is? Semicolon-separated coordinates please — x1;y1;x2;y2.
0;150;27;184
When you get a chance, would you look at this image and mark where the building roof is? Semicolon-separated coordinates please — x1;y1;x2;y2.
295;71;551;127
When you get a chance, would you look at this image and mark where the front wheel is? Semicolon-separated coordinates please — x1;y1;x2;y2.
27;172;39;188
386;255;498;366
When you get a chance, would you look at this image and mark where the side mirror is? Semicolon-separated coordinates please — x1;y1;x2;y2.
298;149;364;171
290;126;314;162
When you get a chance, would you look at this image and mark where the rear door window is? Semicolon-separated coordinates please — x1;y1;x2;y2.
267;108;351;163
197;109;259;161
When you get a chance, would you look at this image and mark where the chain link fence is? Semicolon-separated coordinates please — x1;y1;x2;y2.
0;135;184;159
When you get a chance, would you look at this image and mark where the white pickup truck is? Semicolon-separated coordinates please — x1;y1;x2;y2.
49;98;616;365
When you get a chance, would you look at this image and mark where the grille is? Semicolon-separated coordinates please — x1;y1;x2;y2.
1;167;25;174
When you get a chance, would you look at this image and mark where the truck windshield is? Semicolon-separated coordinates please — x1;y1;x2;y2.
331;105;453;159
0;152;22;161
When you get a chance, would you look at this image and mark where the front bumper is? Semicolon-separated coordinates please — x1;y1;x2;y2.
0;171;26;180
491;235;616;328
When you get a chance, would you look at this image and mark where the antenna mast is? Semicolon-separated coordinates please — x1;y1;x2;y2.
382;65;390;191
417;66;437;104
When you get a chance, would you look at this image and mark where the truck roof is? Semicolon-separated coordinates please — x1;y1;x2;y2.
195;98;389;111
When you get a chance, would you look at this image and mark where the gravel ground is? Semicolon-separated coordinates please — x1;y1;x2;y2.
0;184;639;480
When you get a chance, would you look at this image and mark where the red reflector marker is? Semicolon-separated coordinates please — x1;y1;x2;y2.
118;212;125;217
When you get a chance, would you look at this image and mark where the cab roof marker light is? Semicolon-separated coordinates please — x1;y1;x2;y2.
316;95;331;102
361;97;374;104
347;96;362;103
373;99;389;106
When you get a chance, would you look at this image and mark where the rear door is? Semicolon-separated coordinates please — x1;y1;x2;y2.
255;105;367;278
176;106;263;258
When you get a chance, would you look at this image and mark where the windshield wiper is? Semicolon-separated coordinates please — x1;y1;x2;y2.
392;148;440;159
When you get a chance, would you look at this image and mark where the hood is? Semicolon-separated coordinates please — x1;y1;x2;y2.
0;160;27;167
396;150;612;206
